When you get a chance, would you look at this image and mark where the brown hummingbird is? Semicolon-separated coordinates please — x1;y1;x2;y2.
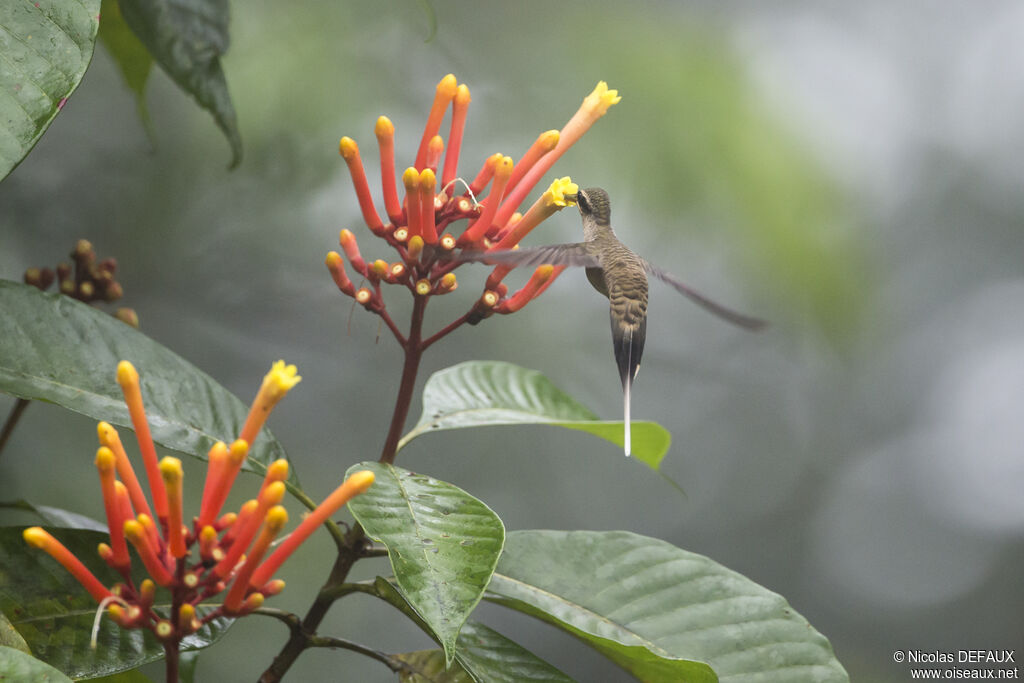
467;187;765;456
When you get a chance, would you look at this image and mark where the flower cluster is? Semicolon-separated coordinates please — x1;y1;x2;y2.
327;75;620;337
23;238;137;327
23;360;374;643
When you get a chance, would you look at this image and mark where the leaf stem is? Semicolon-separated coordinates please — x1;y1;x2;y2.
0;398;29;461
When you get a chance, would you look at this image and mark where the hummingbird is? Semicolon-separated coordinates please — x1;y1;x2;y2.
466;187;765;456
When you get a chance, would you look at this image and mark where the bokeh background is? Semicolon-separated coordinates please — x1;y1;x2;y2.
3;1;1023;680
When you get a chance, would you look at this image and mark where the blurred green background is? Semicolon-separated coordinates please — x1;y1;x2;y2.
3;1;1023;680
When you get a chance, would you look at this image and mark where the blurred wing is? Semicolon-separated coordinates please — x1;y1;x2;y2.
461;243;600;268
644;262;767;330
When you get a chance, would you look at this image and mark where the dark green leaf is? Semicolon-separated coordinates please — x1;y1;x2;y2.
454;621;574;683
0;280;288;477
90;668;155;682
0;499;107;532
395;649;472;683
98;0;154;139
0;527;231;679
0;612;30;653
0;646;73;683
399;361;671;470
117;0;241;167
488;530;849;683
346;462;505;666
0;0;101;180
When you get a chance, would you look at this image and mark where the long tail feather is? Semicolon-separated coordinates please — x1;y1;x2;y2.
623;330;632;457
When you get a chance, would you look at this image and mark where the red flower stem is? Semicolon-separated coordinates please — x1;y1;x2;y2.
376;306;406;345
379;296;426;464
422;312;470;350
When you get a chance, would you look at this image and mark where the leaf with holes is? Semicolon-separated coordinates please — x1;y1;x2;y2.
0;527;231;678
487;530;849;683
346;462;505;665
0;0;101;180
0;280;288;478
399;361;671;470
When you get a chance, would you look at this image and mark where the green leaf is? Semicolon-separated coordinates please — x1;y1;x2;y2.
346;462;505;666
0;280;288;477
0;613;30;654
117;0;241;167
488;530;849;683
0;527;231;679
399;361;671;470
0;0;102;181
0;499;107;532
91;668;156;682
0;646;73;683
98;0;154;139
454;621;574;683
395;649;473;683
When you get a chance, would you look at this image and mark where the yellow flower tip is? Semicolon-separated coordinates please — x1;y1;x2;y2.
326;251;343;268
339;136;359;160
263;480;287;505
374;115;394;137
437;73;458;98
95;446;116;471
535;264;555;280
402;166;419;189
229;439;249;462
339;228;356;246
539;130;560;150
122;519;144;541
159;457;183;482
415;279;432;296
266;458;289;482
347;470;376;494
264;360;301;397
116;360;139;388
419;168;437;189
97;542;113;562
200;526;217;543
265;505;289;531
545;177;580;208
441;273;457;289
455;83;471;105
179;604;195;621
496;156;514;179
97;421;116;445
242;592;265;611
586;80;622;113
262;579;286;596
23;526;50;549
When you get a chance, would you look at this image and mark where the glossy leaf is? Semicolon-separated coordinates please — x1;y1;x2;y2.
0;527;231;678
98;0;154;137
0;613;29;653
377;582;572;683
0;646;73;683
346;462;505;665
0;280;287;476
0;0;101;180
399;361;671;470
0;499;107;532
395;649;473;683
487;530;849;683
117;0;241;167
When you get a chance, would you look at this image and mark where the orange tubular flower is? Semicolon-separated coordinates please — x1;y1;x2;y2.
97;421;152;520
223;505;288;614
213;481;286;579
248;471;375;589
415;74;458;169
458;156;514;246
495;81;619;227
95;447;131;570
469;153;503;196
198;441;229;528
159;457;187;559
339;137;385;234
424;135;444;173
326;252;356;296
239;361;301;447
442;84;471;189
402;167;423;239
375;116;403;224
116;361;169;521
419;169;439;243
124;517;174;586
496;265;555;314
505;130;560;195
24;528;113;602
